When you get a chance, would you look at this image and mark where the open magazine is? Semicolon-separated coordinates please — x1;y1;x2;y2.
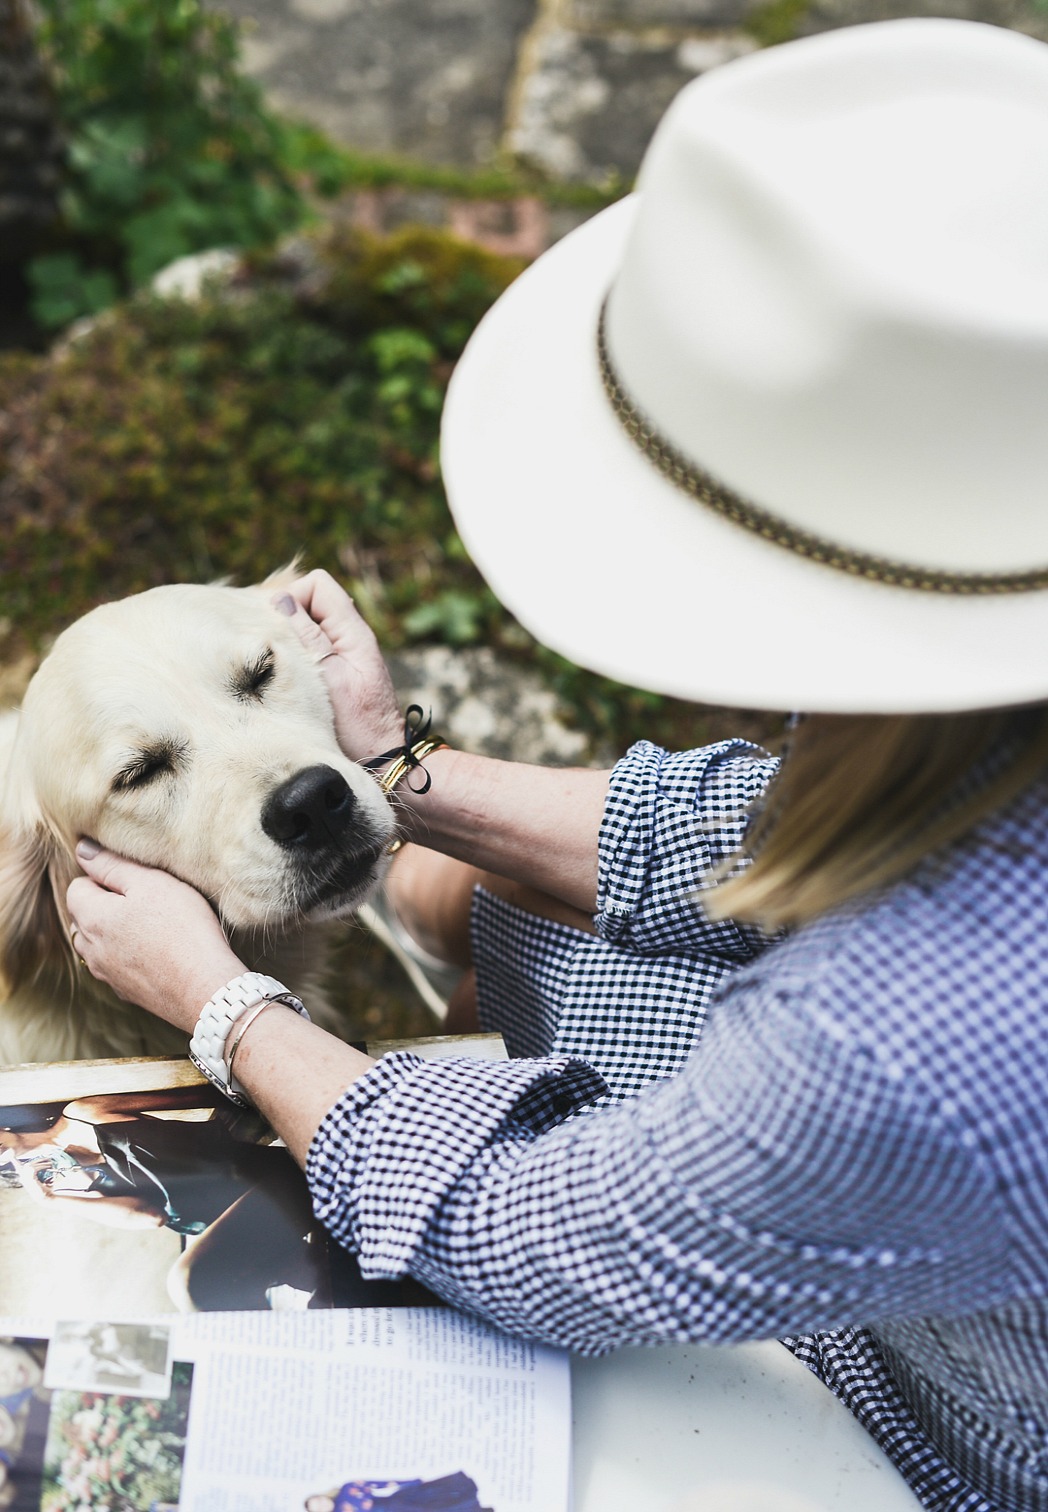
0;1041;572;1512
0;1309;571;1512
0;1039;508;1318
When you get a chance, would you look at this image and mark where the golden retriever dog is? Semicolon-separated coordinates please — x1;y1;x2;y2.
0;570;397;1064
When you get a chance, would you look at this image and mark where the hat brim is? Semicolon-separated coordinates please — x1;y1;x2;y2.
441;197;1048;714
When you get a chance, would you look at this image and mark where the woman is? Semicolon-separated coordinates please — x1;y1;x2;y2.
0;1092;322;1307
0;1340;46;1506
66;19;1048;1512
0;1090;263;1231
304;1472;489;1512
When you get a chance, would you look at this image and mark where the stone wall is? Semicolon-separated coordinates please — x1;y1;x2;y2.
217;0;1048;188
506;0;1048;184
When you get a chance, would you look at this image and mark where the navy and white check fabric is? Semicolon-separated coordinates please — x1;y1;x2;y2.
308;739;1048;1512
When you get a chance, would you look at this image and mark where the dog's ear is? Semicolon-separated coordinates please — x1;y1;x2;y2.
0;712;77;996
0;823;74;995
259;558;305;593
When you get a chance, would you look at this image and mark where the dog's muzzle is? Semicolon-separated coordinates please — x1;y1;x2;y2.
261;764;386;910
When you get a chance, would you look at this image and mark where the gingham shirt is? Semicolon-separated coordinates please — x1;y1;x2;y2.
308;740;1048;1512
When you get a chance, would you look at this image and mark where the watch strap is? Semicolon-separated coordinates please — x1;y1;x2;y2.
189;971;309;1106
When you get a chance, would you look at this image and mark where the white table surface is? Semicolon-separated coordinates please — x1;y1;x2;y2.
572;1338;923;1512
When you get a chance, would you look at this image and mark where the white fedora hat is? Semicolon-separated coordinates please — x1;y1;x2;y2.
441;19;1048;713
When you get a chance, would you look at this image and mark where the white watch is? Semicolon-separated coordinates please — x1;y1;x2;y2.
189;971;309;1106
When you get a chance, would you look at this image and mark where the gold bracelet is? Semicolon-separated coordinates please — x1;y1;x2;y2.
377;735;448;794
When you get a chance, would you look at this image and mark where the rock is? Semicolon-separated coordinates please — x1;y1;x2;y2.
213;0;536;166
798;0;1048;39
567;0;762;23
507;22;757;184
150;249;240;301
208;0;1048;201
388;644;615;767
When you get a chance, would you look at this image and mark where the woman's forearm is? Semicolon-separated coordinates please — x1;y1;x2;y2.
392;748;610;913
228;1010;376;1166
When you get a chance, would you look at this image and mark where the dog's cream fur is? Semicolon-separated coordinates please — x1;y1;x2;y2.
0;571;396;1064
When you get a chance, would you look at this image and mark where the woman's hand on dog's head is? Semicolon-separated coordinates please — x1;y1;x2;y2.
67;842;244;1033
272;569;404;766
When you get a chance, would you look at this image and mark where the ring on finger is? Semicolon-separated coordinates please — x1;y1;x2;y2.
69;923;86;967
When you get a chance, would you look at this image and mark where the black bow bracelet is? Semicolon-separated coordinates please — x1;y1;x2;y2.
362;706;447;795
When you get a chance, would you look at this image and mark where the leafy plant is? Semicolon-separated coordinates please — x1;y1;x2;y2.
27;0;308;327
403;588;498;645
20;0;624;335
277;120;625;210
0;225;521;646
24;251;119;330
42;1365;193;1511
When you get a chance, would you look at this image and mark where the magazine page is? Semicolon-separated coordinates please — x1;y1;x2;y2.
0;1308;572;1512
0;1040;505;1320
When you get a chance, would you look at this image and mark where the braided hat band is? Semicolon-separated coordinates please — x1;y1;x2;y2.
597;296;1048;597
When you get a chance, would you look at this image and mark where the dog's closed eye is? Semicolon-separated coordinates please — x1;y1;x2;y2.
112;740;187;792
232;647;276;702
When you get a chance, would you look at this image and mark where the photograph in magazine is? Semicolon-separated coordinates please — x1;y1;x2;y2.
0;1327;193;1512
2;1333;494;1512
302;1471;492;1510
0;1055;465;1319
0;1309;571;1512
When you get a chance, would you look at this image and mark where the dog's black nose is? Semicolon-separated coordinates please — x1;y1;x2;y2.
261;765;356;849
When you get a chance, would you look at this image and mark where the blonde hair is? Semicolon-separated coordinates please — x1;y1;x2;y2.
706;705;1048;932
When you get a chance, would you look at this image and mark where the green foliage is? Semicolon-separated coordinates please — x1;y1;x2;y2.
0;225;518;651
279;120;626;210
291;225;529;358
27;0;308;327
27;252;119;330
42;1364;192;1510
403;587;500;645
19;0;621;335
745;0;811;48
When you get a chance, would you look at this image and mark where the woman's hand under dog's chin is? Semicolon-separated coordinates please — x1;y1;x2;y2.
67;842;244;1035
66;837;380;1170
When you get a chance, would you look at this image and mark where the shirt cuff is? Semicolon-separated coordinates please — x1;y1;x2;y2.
596;739;776;958
306;1050;608;1278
